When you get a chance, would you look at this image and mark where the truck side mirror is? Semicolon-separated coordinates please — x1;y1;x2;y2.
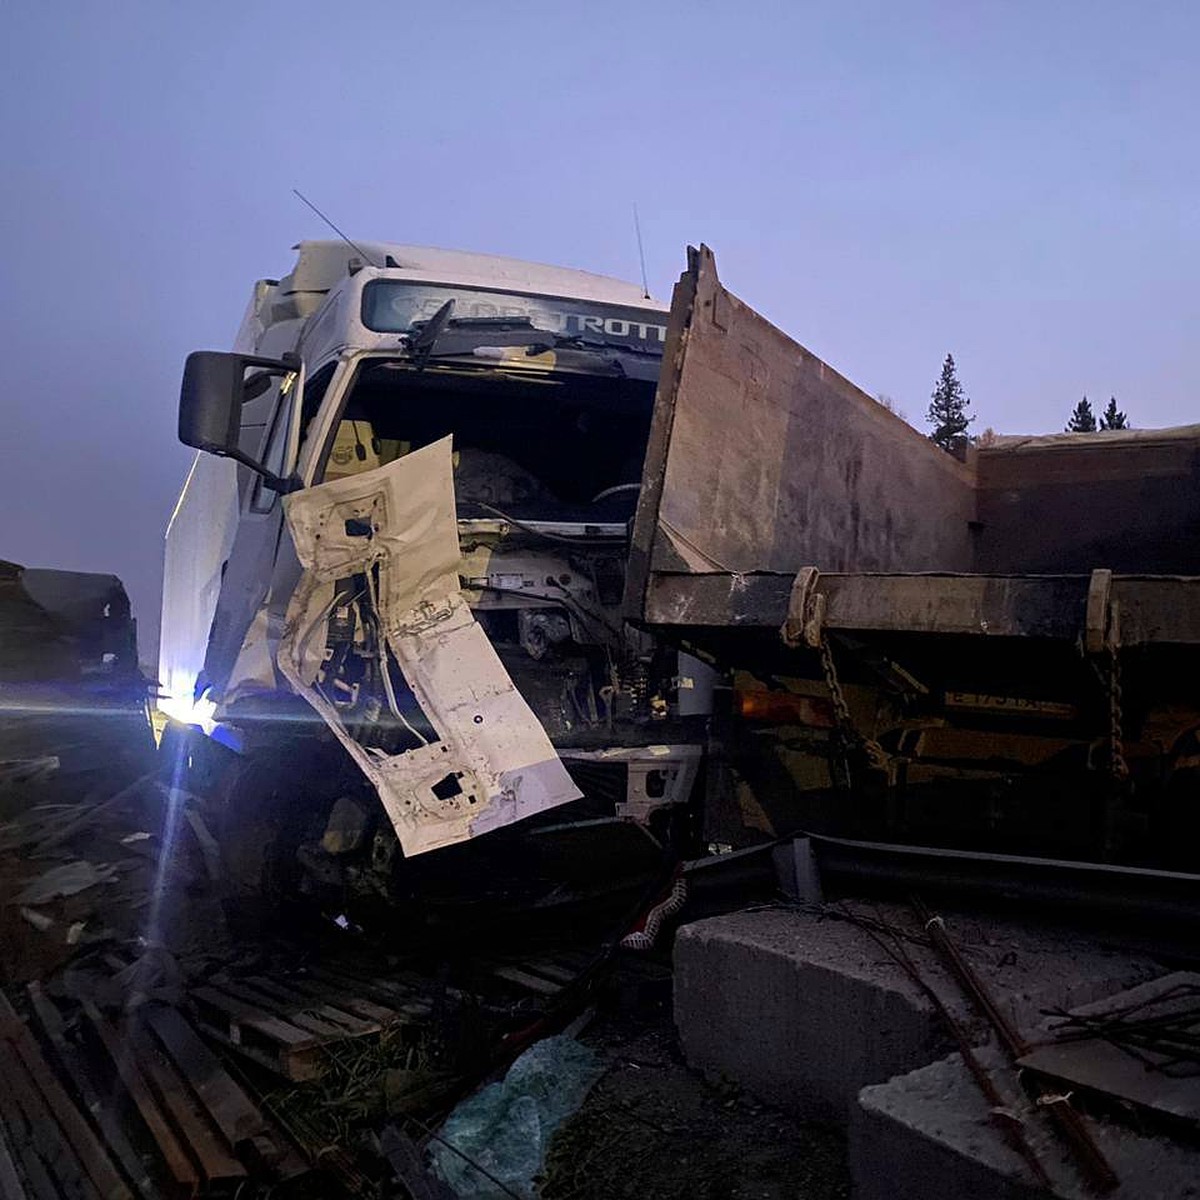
179;350;301;491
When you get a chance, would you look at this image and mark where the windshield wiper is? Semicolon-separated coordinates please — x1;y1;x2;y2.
548;332;662;357
409;299;455;371
404;315;661;381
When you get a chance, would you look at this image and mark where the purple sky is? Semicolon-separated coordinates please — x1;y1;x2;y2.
2;2;1196;660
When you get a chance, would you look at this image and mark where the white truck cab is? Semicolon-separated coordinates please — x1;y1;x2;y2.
160;241;706;883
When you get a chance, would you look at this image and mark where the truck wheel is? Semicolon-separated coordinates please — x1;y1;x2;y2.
208;743;338;933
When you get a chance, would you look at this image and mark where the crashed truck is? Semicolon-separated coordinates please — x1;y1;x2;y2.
160;241;1200;917
160;241;712;913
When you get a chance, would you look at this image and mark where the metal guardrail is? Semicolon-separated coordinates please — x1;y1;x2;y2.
684;833;1200;953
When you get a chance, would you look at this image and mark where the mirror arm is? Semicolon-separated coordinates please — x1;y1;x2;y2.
224;447;302;495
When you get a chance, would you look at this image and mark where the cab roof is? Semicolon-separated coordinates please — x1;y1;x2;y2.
279;240;667;310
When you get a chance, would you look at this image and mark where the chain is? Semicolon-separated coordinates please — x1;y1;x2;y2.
818;636;853;728
1106;642;1129;780
818;633;891;774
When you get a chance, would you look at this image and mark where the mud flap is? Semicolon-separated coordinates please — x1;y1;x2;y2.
278;436;581;856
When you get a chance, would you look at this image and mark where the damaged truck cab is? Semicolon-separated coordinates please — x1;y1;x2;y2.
160;242;711;898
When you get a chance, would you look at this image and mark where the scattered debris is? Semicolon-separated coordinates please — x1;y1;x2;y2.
0;757;59;790
18;908;54;934
429;1035;603;1199
15;860;117;906
1022;972;1200;1131
190;967;429;1081
0;988;132;1200
381;1124;459;1199
1;545;1196;1199
914;896;1120;1193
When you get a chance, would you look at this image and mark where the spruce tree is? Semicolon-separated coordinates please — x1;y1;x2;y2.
926;354;974;452
1100;397;1128;430
1066;396;1097;432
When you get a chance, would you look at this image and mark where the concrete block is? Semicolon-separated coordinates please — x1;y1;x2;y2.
673;907;1154;1121
853;1048;1200;1200
675;909;944;1119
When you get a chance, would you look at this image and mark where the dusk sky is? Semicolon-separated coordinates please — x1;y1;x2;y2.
2;1;1196;659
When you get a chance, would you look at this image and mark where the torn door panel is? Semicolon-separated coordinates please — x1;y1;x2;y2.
278;436;581;856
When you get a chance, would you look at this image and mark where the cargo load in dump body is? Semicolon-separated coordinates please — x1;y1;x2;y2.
160;240;714;913
625;245;1200;866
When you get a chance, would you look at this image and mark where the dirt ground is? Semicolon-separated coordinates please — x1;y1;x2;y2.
0;752;849;1200
540;986;849;1200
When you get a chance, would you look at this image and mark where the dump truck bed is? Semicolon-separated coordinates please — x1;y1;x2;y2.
625;245;1200;654
622;247;1199;866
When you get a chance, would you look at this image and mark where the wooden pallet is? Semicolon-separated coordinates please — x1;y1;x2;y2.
27;984;157;1200
80;999;304;1195
189;971;428;1082
187;949;595;1083
487;951;596;999
0;989;131;1200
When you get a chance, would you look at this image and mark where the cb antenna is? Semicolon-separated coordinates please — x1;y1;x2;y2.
633;203;651;299
292;189;381;268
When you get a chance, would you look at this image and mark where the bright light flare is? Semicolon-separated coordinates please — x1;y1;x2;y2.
157;682;217;734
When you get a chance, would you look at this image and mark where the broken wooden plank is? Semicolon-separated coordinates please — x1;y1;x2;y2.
490;965;563;996
0;1036;99;1200
185;1027;321;1083
26;985;156;1200
181;808;223;884
189;987;318;1049
210;979;358;1041
31;771;157;854
81;1003;199;1193
518;959;580;986
0;1125;28;1200
188;988;323;1082
283;978;403;1027
380;1125;457;1200
142;1004;265;1147
124;1025;246;1185
0;804;87;853
143;1026;309;1187
306;967;434;1016
0;1042;65;1200
0;992;129;1200
240;977;380;1037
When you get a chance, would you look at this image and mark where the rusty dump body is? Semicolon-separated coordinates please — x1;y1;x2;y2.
627;246;1200;864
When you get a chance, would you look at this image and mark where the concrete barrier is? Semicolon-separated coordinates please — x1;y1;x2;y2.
673;906;1154;1122
853;1048;1199;1200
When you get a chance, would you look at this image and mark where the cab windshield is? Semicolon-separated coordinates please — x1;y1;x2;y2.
318;356;658;522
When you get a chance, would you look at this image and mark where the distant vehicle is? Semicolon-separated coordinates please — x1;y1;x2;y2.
2;560;153;789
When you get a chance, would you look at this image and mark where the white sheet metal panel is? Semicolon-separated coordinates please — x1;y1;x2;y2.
157;452;239;724
278;436;581;856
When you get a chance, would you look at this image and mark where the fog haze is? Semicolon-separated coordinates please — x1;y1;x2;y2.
2;1;1196;659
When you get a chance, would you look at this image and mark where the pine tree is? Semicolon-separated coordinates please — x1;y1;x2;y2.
1100;397;1128;430
926;354;974;453
1066;396;1097;432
